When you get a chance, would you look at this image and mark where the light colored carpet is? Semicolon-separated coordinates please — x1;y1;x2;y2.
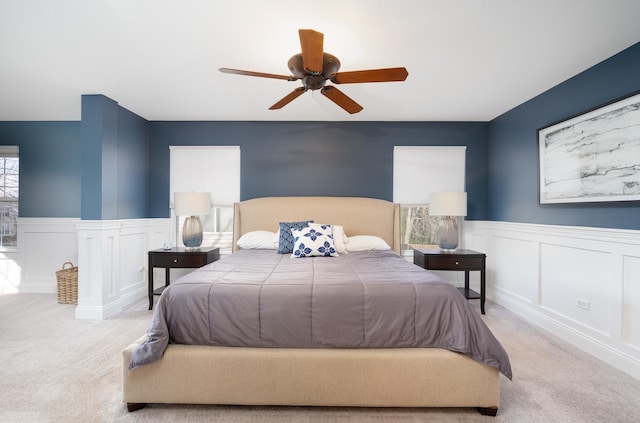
1;293;639;423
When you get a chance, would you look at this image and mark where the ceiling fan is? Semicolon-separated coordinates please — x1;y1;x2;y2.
219;29;409;114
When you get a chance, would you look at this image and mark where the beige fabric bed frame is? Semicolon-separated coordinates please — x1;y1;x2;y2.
122;196;500;416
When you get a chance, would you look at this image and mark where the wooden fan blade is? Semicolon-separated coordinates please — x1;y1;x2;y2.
269;87;306;110
298;29;324;74
331;67;409;84
219;67;297;81
321;86;363;114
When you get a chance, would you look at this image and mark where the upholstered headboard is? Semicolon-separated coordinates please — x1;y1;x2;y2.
233;196;401;254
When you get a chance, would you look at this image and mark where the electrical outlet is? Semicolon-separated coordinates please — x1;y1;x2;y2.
577;298;590;310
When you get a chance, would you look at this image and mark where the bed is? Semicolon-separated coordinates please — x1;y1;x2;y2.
122;196;511;416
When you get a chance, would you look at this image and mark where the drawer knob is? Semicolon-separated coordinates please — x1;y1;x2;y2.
173;259;178;263
455;261;459;265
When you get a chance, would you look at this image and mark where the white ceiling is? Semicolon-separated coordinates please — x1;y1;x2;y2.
2;0;640;122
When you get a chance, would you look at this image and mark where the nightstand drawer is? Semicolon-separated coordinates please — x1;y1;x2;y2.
425;256;484;271
150;254;207;268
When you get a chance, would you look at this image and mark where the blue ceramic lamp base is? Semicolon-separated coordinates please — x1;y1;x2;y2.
182;215;203;249
438;216;459;251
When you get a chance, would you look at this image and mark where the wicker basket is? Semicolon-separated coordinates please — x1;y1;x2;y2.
56;262;78;304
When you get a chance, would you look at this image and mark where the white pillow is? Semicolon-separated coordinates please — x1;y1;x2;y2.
345;235;391;251
290;224;338;258
236;231;278;250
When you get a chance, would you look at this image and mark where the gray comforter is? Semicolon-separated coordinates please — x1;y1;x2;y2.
130;249;512;379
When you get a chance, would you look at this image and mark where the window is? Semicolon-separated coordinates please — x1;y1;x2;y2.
0;146;19;248
399;206;442;249
393;146;466;254
170;146;240;253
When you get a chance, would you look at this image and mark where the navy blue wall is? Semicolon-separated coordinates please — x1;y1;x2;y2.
0;117;487;221
80;95;150;220
488;41;640;229
148;121;489;219
81;95;117;219
117;105;150;218
0;121;81;217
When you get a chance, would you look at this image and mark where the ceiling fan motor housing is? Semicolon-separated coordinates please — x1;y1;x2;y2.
288;53;341;90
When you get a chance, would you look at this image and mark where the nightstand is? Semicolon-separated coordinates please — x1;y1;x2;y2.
148;247;220;310
413;248;487;314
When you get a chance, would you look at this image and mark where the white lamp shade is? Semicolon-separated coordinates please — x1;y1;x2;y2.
174;192;212;216
429;192;467;216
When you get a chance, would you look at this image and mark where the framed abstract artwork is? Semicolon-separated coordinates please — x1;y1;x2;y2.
538;91;640;204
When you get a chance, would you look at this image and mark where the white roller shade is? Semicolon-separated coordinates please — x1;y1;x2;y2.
170;146;240;207
393;146;466;205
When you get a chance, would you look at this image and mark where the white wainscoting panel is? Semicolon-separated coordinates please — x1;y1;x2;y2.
119;227;147;293
540;243;611;336
492;235;537;305
623;254;640;351
0;218;79;294
466;221;640;381
75;219;170;320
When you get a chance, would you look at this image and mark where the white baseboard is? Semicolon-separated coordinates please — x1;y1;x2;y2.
495;290;640;380
75;284;147;320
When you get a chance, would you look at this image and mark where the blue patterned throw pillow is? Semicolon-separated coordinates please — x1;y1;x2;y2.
291;224;338;258
277;220;313;254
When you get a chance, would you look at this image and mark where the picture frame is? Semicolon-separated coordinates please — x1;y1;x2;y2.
538;91;640;204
